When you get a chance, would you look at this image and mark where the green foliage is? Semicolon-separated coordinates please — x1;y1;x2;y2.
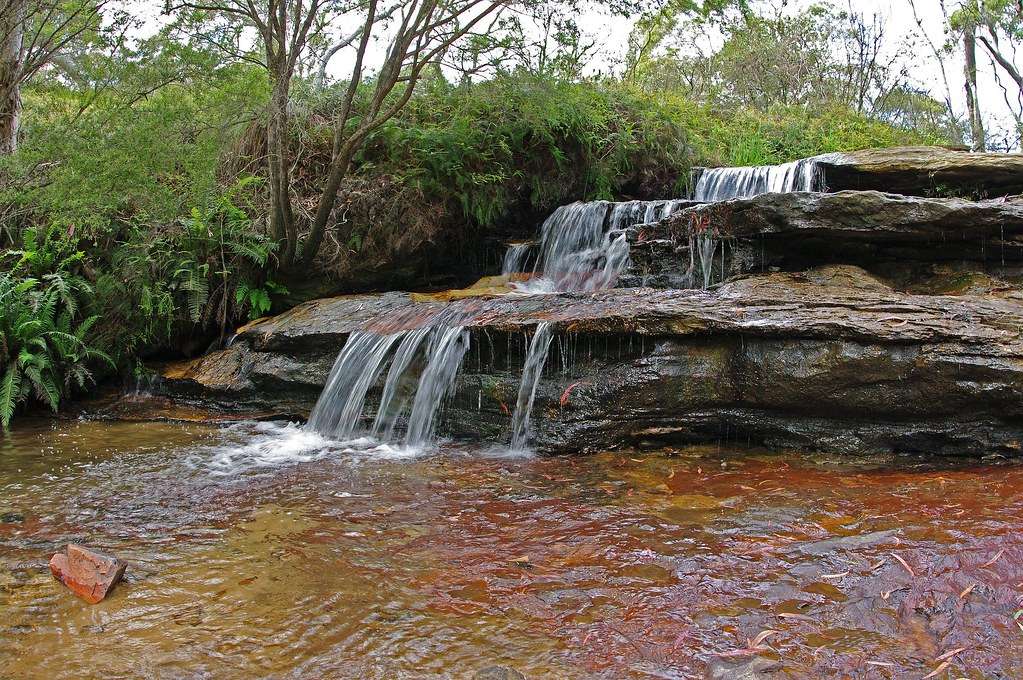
363;74;695;217
105;178;281;350
0;262;112;430
235;279;289;320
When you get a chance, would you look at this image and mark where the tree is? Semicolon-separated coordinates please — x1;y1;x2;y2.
0;0;106;154
300;0;508;268
961;12;987;149
963;0;1022;145
167;0;509;270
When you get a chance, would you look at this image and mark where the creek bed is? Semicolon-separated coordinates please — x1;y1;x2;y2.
1;418;1021;678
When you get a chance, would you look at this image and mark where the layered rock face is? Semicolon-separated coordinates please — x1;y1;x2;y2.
816;146;1023;197
159;270;1023;456
625;191;1023;291
153;147;1023;456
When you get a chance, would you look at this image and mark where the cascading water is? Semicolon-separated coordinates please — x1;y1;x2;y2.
693;155;833;201
501;243;531;275
306;322;469;448
507;199;687;293
502;199;687;446
306;197;687;451
509;322;554;450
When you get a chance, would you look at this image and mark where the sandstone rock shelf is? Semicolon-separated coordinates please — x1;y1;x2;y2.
156;269;1023;456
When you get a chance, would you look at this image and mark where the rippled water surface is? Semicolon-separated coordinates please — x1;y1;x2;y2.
2;419;1022;679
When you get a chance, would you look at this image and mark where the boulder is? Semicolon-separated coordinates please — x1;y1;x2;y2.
49;544;127;604
817;146;1023;197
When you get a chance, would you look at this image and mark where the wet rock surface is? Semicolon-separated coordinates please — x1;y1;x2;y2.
642;191;1023;288
152;270;1023;455
49;544;127;604
817;146;1023;197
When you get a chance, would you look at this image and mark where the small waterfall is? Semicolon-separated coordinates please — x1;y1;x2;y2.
404;326;471;446
690;233;720;290
609;199;688;228
306;332;403;439
510;322;554;450
693;155;832;201
501;243;531;275
306;323;469;448
532;201;610;290
370;327;432;439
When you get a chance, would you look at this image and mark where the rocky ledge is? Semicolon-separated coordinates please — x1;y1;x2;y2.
624;191;1023;290
816;146;1023;197
154;266;1023;456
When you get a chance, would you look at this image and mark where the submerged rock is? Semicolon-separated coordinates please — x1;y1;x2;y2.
705;656;784;680
49;544;127;604
473;666;527;680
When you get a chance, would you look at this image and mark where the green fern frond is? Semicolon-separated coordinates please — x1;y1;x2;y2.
0;365;22;430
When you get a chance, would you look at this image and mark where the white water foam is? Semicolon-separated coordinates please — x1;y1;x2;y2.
191;421;433;474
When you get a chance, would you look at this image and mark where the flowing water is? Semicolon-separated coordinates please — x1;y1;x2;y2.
506;200;688;294
509;322;555;451
311;198;689;451
693;156;833;202
2;418;1022;678
307;318;470;450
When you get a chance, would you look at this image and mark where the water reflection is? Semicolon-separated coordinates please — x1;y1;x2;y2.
1;419;1021;678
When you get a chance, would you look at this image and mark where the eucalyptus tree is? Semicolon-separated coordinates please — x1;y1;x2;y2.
165;0;511;269
0;0;107;154
958;0;1023;145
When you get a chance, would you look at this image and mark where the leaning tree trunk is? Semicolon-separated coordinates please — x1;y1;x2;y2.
0;0;25;155
963;28;986;152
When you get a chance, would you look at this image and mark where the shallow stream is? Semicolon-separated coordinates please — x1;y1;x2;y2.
1;419;1021;678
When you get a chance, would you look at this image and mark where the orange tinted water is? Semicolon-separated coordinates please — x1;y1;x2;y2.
1;419;1021;678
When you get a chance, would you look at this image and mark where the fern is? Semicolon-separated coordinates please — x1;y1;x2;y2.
0;366;21;430
0;271;112;429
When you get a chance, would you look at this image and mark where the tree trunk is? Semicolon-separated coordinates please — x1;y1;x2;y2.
963;28;986;151
267;68;296;268
299;140;356;268
0;0;26;155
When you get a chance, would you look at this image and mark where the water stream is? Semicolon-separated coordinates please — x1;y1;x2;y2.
509;322;554;450
3;418;1021;678
693;155;833;201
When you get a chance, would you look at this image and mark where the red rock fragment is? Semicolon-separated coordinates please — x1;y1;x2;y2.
49;544;127;604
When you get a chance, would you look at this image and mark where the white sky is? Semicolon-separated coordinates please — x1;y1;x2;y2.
575;0;1020;143
126;0;1020;143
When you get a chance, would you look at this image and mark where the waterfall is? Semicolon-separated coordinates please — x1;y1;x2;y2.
501;243;531;275
693;155;832;201
306;323;469;448
306;332;403;440
510;322;554;450
404;326;471;446
609;199;688;228
306;197;687;451
506;199;687;294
